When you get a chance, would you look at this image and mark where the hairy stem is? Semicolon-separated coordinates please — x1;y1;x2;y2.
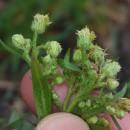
32;32;38;56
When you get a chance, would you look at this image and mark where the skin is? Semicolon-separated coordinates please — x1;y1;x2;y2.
21;69;130;130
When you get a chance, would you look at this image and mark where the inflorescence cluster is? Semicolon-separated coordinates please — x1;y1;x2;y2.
1;13;130;129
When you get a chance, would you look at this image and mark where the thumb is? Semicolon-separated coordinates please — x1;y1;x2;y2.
35;113;90;130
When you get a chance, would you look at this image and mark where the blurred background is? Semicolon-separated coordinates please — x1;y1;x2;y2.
0;0;130;129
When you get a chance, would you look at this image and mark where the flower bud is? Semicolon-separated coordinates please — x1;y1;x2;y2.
116;98;130;111
86;100;91;107
115;109;126;119
107;78;119;89
87;116;98;124
77;26;96;50
52;91;58;100
42;55;52;65
88;70;97;79
24;39;31;53
54;76;64;85
104;93;114;100
103;60;121;77
78;101;86;108
98;118;109;127
106;106;115;115
12;34;25;49
89;45;105;62
31;14;51;34
44;41;62;57
73;49;82;62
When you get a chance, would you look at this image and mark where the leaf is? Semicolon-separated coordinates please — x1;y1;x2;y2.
5;118;23;130
0;40;23;59
58;59;81;72
0;40;30;65
90;125;110;130
4;110;35;130
5;119;35;130
8;110;21;124
31;52;51;119
64;48;70;61
114;84;128;102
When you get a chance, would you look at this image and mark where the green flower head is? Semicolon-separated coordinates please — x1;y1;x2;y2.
89;45;105;62
115;109;126;119
103;60;121;77
107;78;119;89
77;26;96;50
73;49;82;62
12;34;25;49
44;41;62;58
31;13;51;34
87;116;98;124
42;54;52;65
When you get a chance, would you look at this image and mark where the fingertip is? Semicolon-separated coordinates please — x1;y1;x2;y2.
35;113;90;130
20;70;36;114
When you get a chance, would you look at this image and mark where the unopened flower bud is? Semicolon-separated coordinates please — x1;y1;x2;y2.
86;100;91;107
104;93;114;100
44;41;62;57
31;14;51;34
89;45;105;62
73;49;82;62
42;55;52;65
115;109;126;119
87;116;98;124
12;34;25;49
93;104;98;108
54;76;64;85
98;118;109;127
24;39;31;53
88;70;97;79
117;98;130;111
77;26;96;49
106;106;115;115
107;78;119;89
78;101;86;108
52;91;58;100
103;60;121;77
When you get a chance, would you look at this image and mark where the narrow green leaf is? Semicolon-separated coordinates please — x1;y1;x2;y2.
5;118;35;130
0;40;30;65
5;118;23;130
31;52;51;119
0;40;23;59
58;59;81;72
111;116;122;130
114;84;127;102
64;48;70;61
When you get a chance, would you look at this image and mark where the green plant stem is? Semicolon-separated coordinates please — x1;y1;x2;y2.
67;94;85;112
63;83;73;111
32;32;38;56
0;40;30;65
111;116;122;130
23;52;31;65
67;83;95;112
